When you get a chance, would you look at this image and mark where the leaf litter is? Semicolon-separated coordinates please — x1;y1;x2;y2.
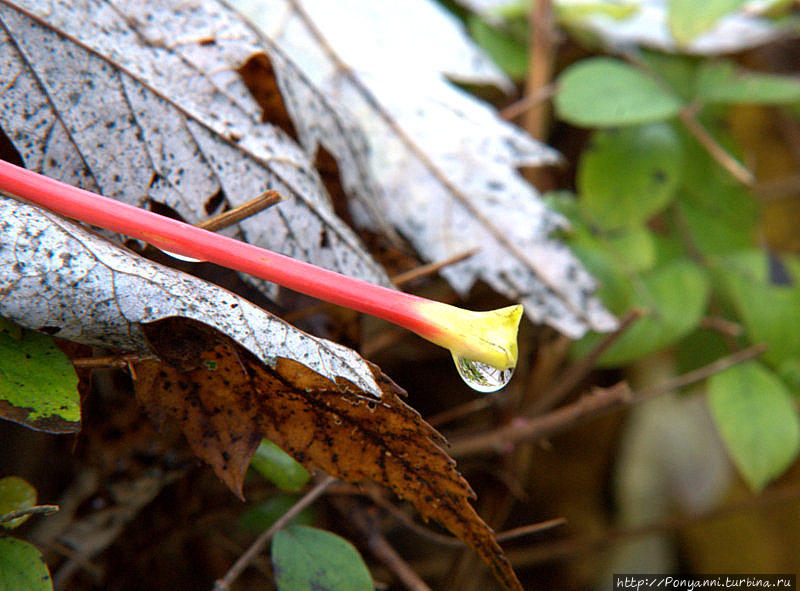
0;1;622;588
0;196;525;589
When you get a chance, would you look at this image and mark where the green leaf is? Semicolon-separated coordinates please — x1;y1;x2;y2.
668;0;747;44
694;61;800;105
675;188;757;256
0;476;37;529
0;317;22;341
0;328;80;433
578;123;684;229
708;361;800;491
467;15;528;80
0;537;53;591
272;525;372;591
573;260;710;366
238;495;315;533
638;52;700;102
556;0;639;23
715;251;800;368
554;58;684;127
250;440;310;492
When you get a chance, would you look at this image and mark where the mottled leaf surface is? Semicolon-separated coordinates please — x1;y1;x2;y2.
234;0;617;338
0;197;383;398
0;322;80;433
134;318;523;591
0;0;389;299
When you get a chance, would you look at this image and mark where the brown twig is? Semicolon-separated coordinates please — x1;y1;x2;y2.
391;248;480;286
0;504;59;523
196;189;283;232
335;499;431;591
495;517;566;542
679;104;755;187
213;475;336;591
700;315;744;337
427;397;494;427
524;0;557;140
71;353;156;370
526;309;644;415
500;83;557;121
449;344;767;458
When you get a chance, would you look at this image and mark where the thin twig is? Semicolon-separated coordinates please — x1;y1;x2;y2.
500;83;557;121
335;499;431;591
0;504;59;523
213;475;336;591
449;344;767;458
71;353;156;370
427;397;494;427
679;104;755;187
196;190;283;232
526;309;644;415
391;248;480;286
495;517;566;542
699;316;743;337
524;0;557;140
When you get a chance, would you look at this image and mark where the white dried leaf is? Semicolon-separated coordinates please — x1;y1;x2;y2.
0;196;384;397
559;0;791;54
0;0;390;300
460;0;794;55
234;0;617;338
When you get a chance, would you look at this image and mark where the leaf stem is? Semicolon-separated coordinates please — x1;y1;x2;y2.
0;161;521;369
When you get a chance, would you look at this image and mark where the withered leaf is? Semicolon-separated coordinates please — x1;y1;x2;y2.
134;317;523;591
234;0;618;338
0;0;390;300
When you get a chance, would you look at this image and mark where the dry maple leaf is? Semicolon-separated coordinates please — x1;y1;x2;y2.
0;197;524;590
134;316;522;591
0;0;389;300
233;0;618;338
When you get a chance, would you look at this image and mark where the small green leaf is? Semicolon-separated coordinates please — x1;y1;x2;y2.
708;361;800;491
250;440;310;492
715;251;800;369
555;58;684;127
694;61;800;105
0;476;37;529
467;15;528;80
573;260;710;366
238;495;315;533
668;0;747;44
272;525;372;591
578;123;684;229
0;328;80;433
0;537;53;591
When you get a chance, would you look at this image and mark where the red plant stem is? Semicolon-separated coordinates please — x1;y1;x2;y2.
0;160;439;339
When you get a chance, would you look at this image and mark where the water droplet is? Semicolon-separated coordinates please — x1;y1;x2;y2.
453;354;514;393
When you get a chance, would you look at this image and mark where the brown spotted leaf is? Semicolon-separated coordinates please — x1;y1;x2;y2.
134;318;522;591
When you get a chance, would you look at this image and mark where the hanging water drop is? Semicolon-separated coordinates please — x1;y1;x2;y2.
453;354;514;393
